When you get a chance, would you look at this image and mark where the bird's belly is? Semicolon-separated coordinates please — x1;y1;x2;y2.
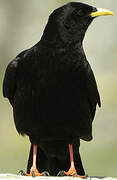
13;83;93;142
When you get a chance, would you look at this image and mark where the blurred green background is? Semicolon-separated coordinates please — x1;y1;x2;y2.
0;0;117;177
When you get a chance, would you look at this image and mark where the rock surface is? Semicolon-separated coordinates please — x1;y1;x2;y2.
0;174;116;180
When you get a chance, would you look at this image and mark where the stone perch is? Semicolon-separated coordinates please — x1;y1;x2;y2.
0;174;116;180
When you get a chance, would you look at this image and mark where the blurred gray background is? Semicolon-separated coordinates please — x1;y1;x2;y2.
0;0;117;177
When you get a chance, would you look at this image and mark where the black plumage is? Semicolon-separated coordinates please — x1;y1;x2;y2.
3;2;113;176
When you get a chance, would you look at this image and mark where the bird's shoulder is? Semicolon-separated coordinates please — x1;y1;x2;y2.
3;45;38;104
6;43;39;74
5;48;31;71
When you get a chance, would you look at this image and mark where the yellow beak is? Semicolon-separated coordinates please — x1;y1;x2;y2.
91;8;114;18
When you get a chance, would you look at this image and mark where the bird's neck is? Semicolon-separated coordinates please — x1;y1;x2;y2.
40;26;86;60
41;34;84;52
40;24;85;50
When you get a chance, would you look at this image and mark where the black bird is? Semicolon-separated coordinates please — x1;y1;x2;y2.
3;2;113;177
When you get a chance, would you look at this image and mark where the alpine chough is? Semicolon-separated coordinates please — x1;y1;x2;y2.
3;2;113;177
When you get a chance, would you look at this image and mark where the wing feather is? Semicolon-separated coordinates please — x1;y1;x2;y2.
84;60;101;120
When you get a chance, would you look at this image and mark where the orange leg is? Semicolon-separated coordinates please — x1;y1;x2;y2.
20;145;44;176
64;144;86;178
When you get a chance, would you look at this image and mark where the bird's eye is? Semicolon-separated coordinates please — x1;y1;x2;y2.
78;9;84;16
73;9;84;17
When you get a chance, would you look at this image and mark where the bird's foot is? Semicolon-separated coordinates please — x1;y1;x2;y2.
57;168;87;178
64;167;77;176
18;169;49;177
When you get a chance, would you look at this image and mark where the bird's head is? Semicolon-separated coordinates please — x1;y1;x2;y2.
41;2;114;46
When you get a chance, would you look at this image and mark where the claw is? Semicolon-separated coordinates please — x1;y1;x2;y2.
18;169;50;177
64;167;77;176
57;170;87;178
77;174;87;179
18;170;25;176
57;170;66;176
32;171;35;177
57;169;77;177
42;171;50;176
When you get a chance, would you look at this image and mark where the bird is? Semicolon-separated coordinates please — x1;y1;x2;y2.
3;2;113;177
